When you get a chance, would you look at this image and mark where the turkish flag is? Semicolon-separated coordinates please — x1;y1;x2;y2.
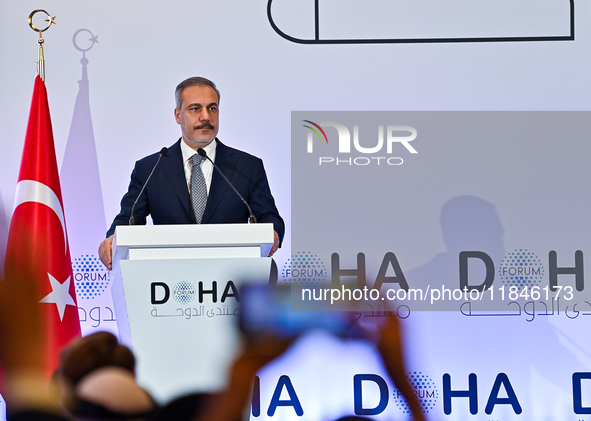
4;76;81;376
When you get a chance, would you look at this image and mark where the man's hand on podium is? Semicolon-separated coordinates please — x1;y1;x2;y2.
269;230;280;257
99;235;114;270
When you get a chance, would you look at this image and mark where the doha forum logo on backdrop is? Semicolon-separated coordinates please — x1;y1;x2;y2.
499;248;545;288
393;371;438;415
298;116;418;166
282;251;327;283
72;254;110;299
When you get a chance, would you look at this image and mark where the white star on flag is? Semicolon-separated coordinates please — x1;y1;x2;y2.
39;273;77;321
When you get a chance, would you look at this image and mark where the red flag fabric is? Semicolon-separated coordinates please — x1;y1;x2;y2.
4;76;81;376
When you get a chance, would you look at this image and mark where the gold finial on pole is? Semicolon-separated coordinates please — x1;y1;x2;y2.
28;10;56;81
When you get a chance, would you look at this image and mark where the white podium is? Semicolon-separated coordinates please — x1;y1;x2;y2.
111;223;274;403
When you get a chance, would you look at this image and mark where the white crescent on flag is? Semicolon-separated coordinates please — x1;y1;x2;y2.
14;179;68;253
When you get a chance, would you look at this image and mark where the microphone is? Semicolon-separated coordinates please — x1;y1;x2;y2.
197;148;257;223
129;147;168;225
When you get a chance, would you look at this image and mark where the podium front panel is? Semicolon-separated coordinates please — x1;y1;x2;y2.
115;257;271;403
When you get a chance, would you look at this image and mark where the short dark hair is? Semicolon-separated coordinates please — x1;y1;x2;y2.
59;331;136;387
175;76;220;109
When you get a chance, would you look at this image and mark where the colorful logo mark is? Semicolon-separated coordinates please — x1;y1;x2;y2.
302;120;329;144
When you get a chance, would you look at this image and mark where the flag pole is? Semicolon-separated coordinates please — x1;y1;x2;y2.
28;9;56;81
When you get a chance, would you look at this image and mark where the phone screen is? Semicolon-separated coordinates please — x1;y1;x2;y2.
239;284;355;338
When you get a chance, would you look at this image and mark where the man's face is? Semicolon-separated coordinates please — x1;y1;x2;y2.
174;85;219;150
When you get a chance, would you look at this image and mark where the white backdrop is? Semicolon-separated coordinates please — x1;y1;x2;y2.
2;1;591;419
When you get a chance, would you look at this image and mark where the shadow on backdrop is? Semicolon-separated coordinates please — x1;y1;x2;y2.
405;195;582;414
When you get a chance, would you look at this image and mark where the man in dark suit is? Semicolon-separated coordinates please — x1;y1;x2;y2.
98;77;284;270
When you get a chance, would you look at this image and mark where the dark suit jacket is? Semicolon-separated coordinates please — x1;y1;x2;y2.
106;139;285;243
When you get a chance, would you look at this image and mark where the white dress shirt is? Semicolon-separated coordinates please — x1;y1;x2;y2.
180;139;217;195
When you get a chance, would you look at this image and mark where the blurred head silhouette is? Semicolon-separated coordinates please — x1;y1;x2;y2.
440;195;504;259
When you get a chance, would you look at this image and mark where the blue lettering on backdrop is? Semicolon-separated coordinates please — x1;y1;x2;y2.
443;373;521;415
78;306;116;328
267;375;304;416
485;373;522;414
573;372;591;414
443;373;478;415
353;374;389;416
